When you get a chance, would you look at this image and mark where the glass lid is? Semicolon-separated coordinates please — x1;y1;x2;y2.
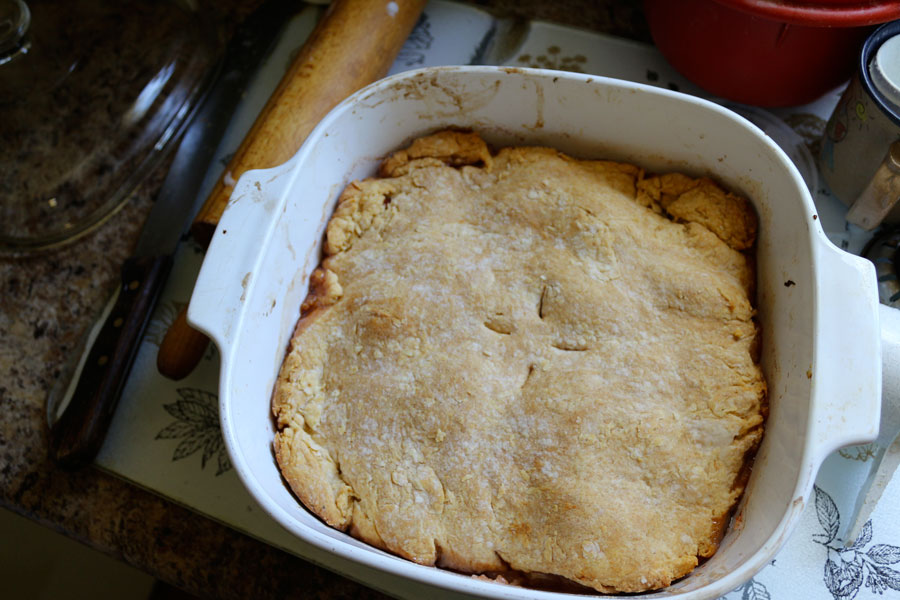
0;0;221;252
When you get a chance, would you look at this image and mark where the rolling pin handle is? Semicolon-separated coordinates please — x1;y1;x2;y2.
157;306;211;380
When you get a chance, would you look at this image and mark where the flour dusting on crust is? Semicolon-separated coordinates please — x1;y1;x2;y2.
273;130;767;593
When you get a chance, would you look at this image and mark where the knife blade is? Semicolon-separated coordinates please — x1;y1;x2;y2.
842;303;900;545
48;0;300;469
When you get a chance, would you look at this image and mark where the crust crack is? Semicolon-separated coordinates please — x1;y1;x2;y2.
538;285;548;319
550;341;589;351
522;364;536;388
484;318;513;335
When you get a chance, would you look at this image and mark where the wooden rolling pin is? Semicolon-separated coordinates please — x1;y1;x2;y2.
157;0;425;380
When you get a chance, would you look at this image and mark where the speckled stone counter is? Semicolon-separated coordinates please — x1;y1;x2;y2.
0;1;648;598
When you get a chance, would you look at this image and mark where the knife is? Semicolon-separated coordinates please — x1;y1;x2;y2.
842;302;900;545
47;0;301;469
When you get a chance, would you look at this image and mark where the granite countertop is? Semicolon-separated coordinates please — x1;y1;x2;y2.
0;1;648;598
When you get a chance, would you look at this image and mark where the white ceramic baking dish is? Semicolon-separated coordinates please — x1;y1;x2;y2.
188;66;883;599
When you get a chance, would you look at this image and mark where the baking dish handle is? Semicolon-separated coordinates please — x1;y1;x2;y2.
186;164;291;358
809;243;882;461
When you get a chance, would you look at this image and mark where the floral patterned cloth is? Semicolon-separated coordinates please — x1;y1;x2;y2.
94;2;899;598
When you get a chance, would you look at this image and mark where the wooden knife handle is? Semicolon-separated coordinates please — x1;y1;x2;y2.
157;0;425;380
191;0;426;246
51;255;173;468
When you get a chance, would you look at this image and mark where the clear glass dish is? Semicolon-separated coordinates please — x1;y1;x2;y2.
0;0;221;252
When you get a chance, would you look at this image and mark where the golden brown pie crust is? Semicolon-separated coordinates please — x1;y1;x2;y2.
272;130;767;593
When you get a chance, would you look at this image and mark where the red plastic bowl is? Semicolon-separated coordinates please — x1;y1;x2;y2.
643;0;900;106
